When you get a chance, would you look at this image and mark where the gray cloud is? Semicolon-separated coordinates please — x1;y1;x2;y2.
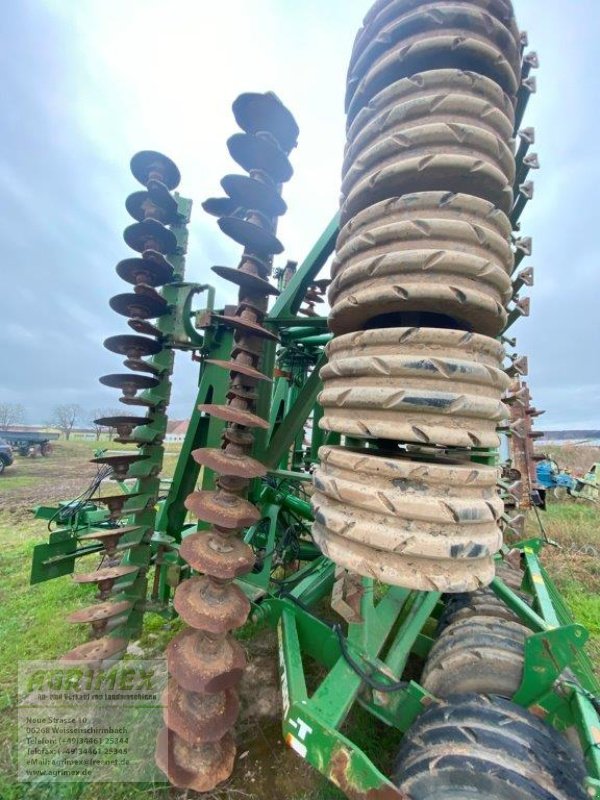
0;0;598;430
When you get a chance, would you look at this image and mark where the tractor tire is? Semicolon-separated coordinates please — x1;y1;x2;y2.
421;615;529;698
436;587;523;631
0;459;5;475
393;693;588;800
495;558;523;590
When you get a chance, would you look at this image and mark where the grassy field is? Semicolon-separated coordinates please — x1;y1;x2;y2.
0;441;598;799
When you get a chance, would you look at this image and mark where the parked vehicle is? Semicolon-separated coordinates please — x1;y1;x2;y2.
0;438;14;474
1;430;59;457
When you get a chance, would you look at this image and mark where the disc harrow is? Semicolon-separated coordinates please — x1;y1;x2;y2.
60;150;191;663
156;91;298;792
28;4;600;798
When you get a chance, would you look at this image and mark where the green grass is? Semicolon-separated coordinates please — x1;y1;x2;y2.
1;443;599;799
523;499;600;667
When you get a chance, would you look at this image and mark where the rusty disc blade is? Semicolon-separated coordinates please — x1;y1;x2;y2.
123;219;177;255
128;318;163;337
173;576;251;633
93;493;143;510
123;357;163;376
60;636;128;664
130;150;180;190
221;174;287;217
198;403;269;429
179;532;255;579
232;91;299;152
66;600;133;624
226;383;258;401
166;628;246;693
211;313;279;342
99;373;160;392
222;429;255;451
119;395;158;409
104;334;162;358
192;447;267;479
211;266;280;296
205;359;271;384
230;336;264;359
73;565;139;585
119;397;158;411
155;727;236;792
116;256;174;287
185;490;260;529
163;681;239;746
93;415;151;430
110;292;167;320
125;190;178;225
202;197;240;218
89;453;149;476
227;132;293;183
218;216;283;255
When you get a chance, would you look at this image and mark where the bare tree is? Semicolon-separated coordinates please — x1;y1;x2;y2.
90;409;107;441
0;403;25;431
89;408;121;441
51;403;82;441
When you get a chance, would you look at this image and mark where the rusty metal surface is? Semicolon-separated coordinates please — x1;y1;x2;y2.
197;402;269;430
346;1;521;121
125;190;178;226
330;192;512;336
319;327;510;448
92;416;151;438
92;494;144;519
232;90;299;152
66;600;133;625
130;150;181;190
192;446;267;479
173;575;251;633
329;748;409;799
159;93;298;792
204;359;272;384
123;218;177;255
78;524;143;543
179;532;255;579
211;264;280;296
89;453;149;478
66;600;133;637
99;373;160;396
60;636;128;664
72;566;139;600
221;173;287;217
185;489;261;529
116;255;174;287
163;680;239;746
312;445;501;591
212;309;280;341
156;728;236;792
166;629;246;694
103;333;162;358
78;527;141;557
109;291;168;320
504;379;540;533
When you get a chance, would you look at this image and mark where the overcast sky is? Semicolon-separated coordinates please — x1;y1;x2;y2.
1;0;598;430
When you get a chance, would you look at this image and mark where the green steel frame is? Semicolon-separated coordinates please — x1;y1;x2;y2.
30;214;600;799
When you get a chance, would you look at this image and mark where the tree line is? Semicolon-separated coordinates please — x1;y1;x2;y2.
0;403;124;441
